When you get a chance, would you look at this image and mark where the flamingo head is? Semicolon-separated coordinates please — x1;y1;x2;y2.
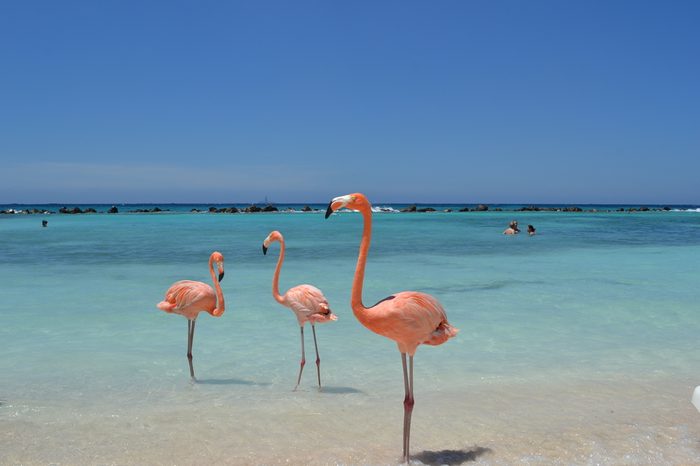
325;193;369;218
262;230;282;255
209;251;225;282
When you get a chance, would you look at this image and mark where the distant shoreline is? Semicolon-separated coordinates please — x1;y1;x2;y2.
2;202;699;215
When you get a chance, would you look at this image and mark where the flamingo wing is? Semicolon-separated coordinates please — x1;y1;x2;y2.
160;280;215;313
366;291;457;354
285;284;337;323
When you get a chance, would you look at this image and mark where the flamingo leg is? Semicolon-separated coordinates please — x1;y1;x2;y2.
401;353;415;464
294;326;306;391
187;319;196;380
311;324;321;389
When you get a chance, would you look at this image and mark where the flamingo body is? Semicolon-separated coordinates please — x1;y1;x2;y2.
283;284;337;326
157;280;219;320
362;291;457;356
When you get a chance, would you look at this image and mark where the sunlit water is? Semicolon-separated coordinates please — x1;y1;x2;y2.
1;208;700;464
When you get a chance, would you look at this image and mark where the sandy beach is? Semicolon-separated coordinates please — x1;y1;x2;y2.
4;374;700;464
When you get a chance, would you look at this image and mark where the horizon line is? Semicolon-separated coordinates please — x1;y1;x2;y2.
1;201;698;207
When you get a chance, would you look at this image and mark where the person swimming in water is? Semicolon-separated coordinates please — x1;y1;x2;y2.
503;220;520;235
527;224;536;235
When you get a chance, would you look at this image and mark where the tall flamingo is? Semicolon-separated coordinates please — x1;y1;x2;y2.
262;230;337;390
156;251;225;380
325;193;458;463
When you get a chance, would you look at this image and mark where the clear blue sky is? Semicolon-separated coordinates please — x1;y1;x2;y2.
1;1;698;204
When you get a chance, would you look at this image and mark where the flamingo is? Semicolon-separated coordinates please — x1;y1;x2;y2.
325;193;459;463
262;230;337;390
156;251;225;380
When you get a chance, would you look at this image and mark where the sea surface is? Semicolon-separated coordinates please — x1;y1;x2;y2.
1;205;700;465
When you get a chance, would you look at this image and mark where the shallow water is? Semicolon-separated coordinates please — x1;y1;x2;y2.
1;209;700;464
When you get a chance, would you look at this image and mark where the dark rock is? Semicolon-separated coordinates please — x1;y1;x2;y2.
493;208;503;211
131;207;168;213
191;208;201;212
302;205;313;212
60;206;83;214
207;206;238;213
84;208;97;213
518;205;537;211
107;206;118;214
562;206;583;212
417;207;436;212
459;207;470;212
262;205;278;212
244;205;262;213
639;206;650;212
401;204;417;212
475;204;489;211
662;206;671;211
444;209;452;212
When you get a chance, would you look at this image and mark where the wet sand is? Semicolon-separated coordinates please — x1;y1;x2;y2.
3;374;699;465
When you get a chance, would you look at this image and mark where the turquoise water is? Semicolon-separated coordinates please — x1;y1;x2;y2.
2;208;700;464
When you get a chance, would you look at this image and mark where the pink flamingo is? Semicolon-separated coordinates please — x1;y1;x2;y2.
156;251;225;379
262;230;337;390
325;193;459;463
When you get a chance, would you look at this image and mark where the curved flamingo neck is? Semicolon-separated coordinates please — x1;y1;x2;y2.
209;256;225;316
351;205;372;317
271;237;286;305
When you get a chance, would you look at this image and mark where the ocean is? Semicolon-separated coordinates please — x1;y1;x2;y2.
1;204;700;464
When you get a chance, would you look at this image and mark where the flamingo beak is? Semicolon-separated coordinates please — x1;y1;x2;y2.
326;195;353;218
262;244;268;255
218;271;225;282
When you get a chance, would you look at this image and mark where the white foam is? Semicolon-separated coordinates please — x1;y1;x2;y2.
371;205;399;213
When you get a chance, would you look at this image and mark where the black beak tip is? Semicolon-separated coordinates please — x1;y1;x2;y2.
262;244;268;255
325;202;333;219
218;271;225;282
